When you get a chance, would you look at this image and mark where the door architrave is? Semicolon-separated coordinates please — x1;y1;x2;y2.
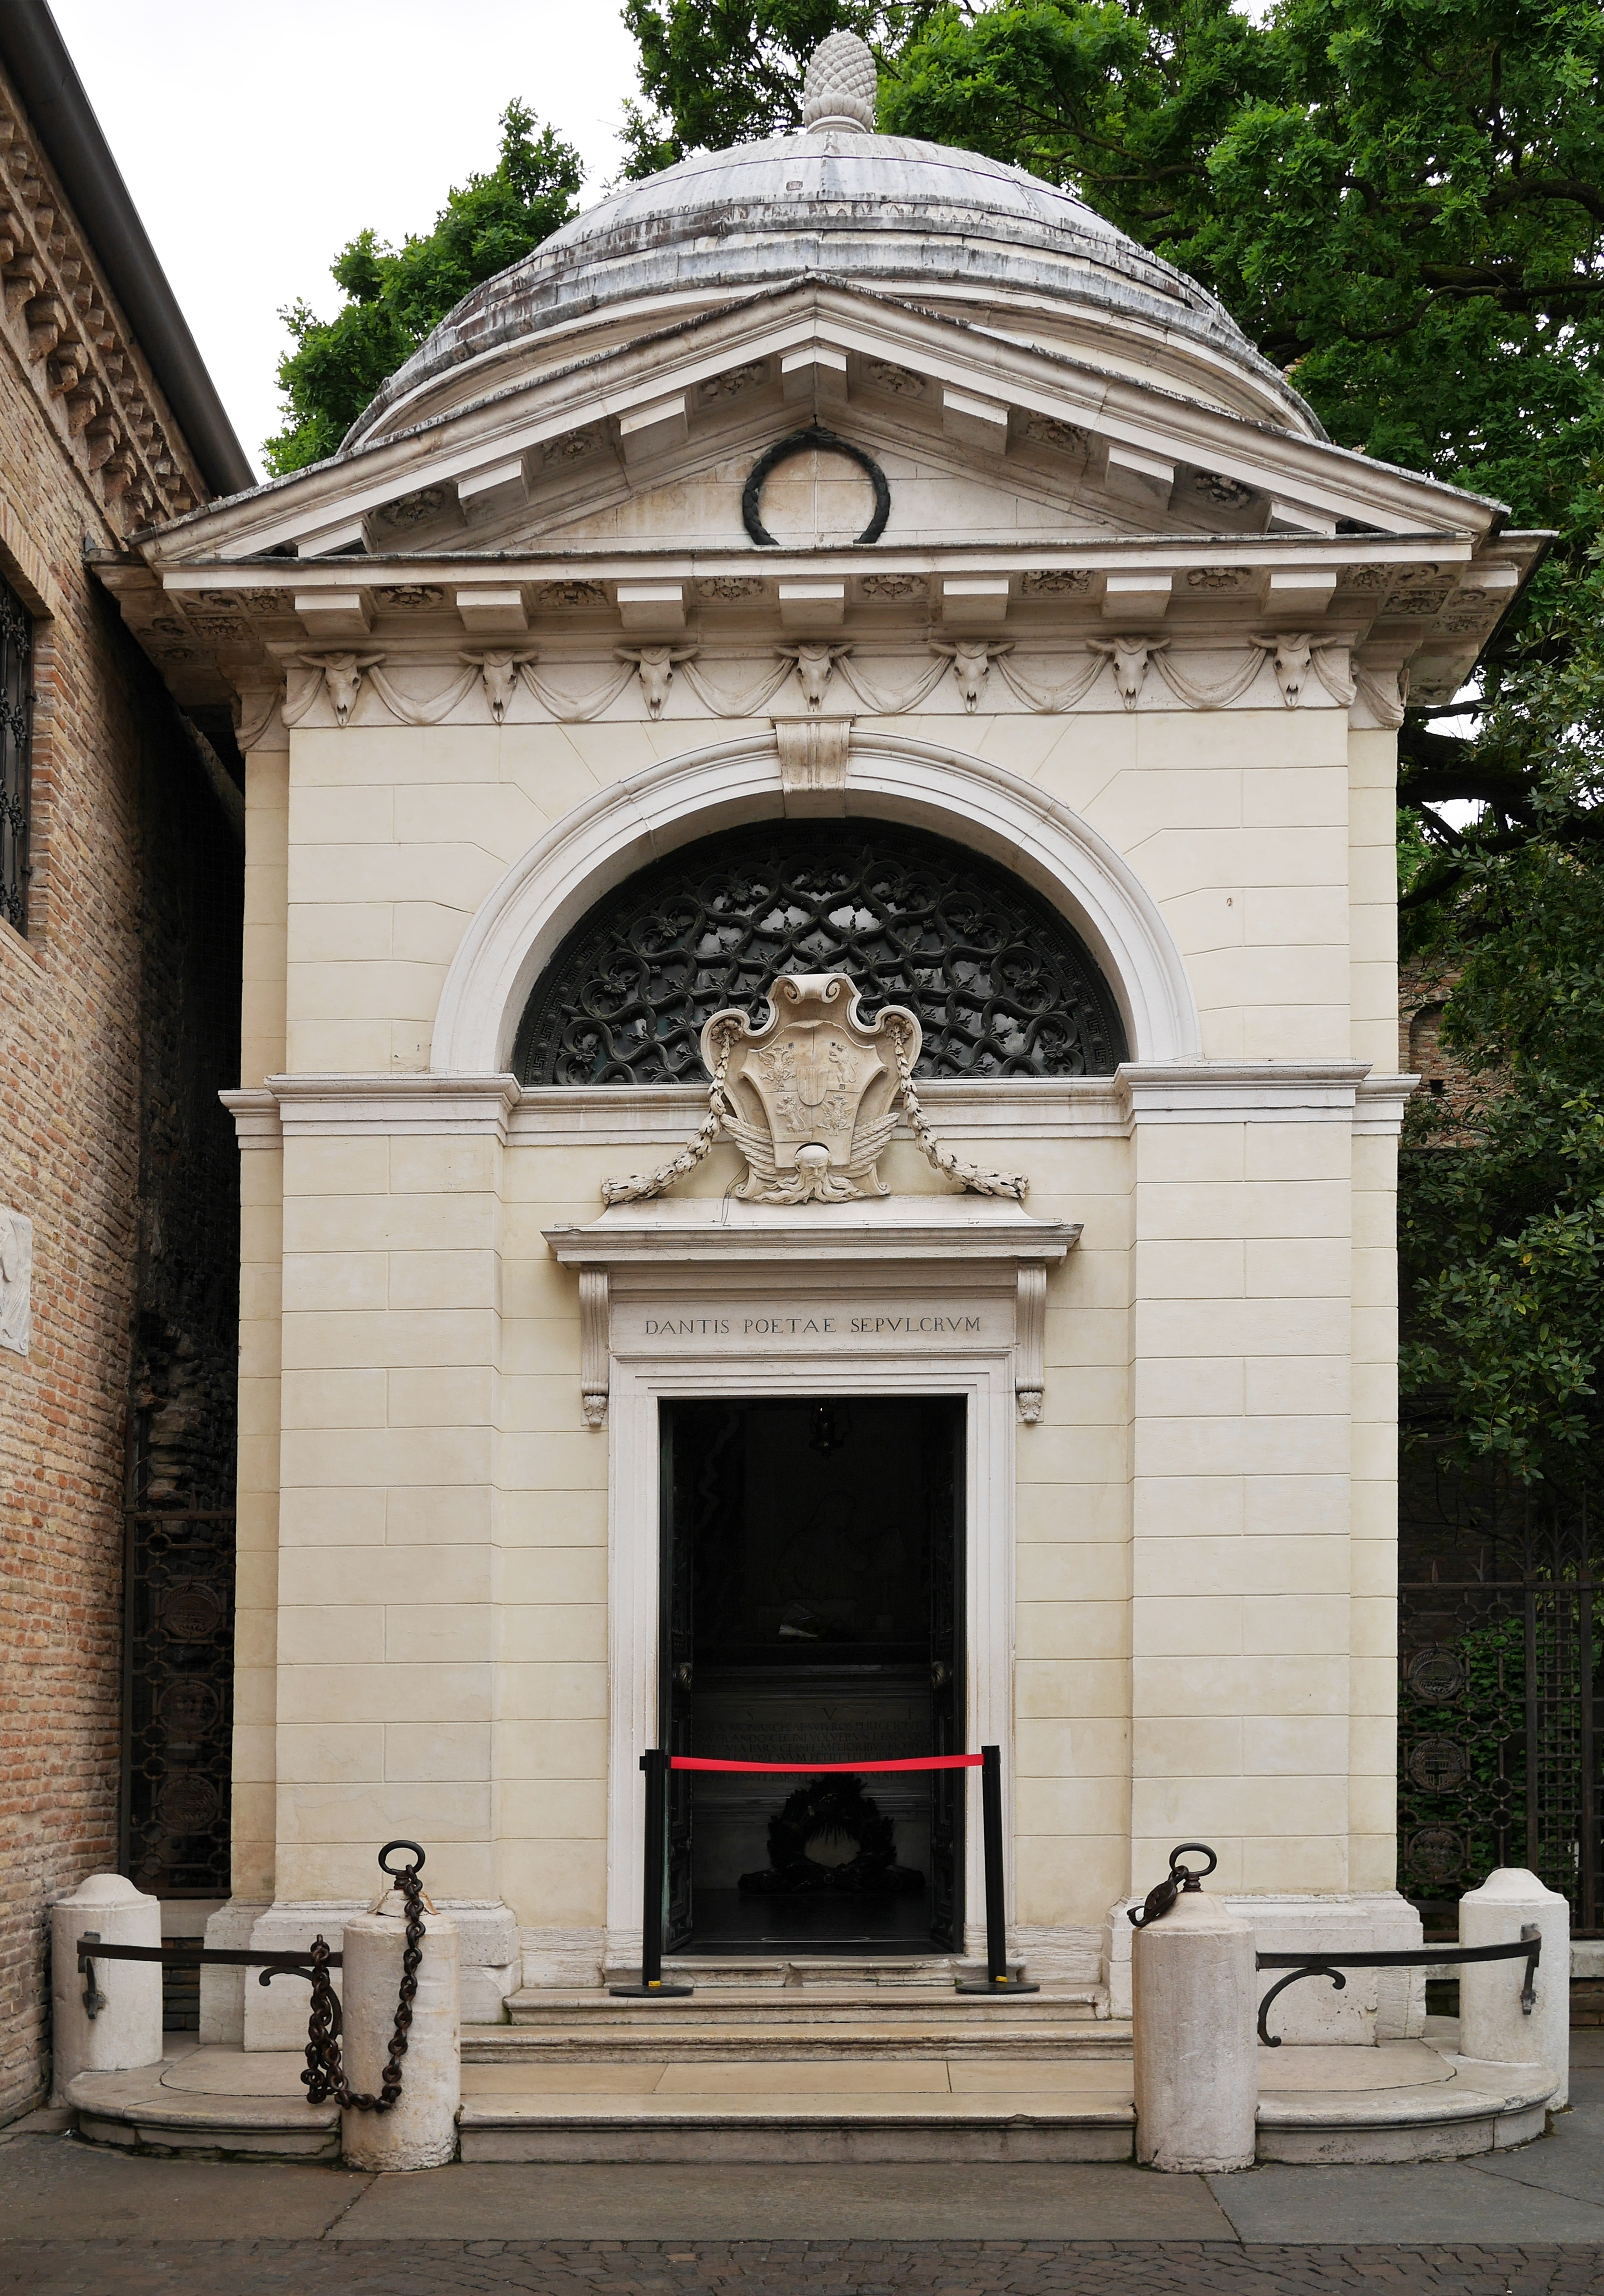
604;1340;1017;1967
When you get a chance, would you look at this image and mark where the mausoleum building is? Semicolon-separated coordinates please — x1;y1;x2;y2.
110;33;1544;2024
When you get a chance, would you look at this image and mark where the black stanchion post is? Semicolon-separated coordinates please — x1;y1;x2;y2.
956;1744;1038;1996
609;1749;694;1998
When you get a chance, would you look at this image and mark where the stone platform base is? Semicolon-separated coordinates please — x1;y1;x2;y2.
66;2016;1558;2168
66;2047;339;2162
1254;2039;1557;2164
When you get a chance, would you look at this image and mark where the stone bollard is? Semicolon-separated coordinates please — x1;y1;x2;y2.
1458;1866;1570;2108
338;1894;459;2171
50;1874;163;2106
1134;1888;1258;2172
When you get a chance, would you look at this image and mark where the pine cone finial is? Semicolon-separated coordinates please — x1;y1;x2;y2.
802;31;878;133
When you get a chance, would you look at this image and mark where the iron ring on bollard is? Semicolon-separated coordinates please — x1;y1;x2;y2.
302;1841;429;2111
1128;1842;1218;1930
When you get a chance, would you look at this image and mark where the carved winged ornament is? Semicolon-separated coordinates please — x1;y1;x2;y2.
602;974;1028;1207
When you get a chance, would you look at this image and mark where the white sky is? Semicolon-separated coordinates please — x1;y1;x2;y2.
48;1;642;476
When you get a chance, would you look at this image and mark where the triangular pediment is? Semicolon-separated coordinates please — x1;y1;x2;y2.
453;397;1240;558
112;278;1542;710
146;279;1503;568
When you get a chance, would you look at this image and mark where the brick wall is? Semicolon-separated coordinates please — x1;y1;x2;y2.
0;303;240;2119
1398;960;1483;1122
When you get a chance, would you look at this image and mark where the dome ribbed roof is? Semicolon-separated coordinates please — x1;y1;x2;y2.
349;48;1313;447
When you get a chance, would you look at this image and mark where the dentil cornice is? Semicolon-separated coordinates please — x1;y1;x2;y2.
0;62;206;536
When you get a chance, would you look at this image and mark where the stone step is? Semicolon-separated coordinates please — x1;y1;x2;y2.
599;1956;1077;1993
468;2018;1132;2064
68;2062;340;2163
506;1981;1108;2030
458;2062;1136;2164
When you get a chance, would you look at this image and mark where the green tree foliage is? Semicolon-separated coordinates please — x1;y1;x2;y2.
884;0;1604;875
624;0;1604;1488
266;102;582;474
1402;838;1604;1484
627;0;1604;854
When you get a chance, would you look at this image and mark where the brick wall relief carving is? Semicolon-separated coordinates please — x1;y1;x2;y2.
0;1206;32;1355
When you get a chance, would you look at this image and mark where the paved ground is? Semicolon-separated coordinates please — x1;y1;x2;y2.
0;2037;1598;2294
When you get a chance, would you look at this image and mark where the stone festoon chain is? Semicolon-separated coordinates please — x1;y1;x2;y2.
302;1840;428;2112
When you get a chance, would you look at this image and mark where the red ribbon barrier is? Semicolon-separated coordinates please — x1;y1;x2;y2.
668;1754;983;1774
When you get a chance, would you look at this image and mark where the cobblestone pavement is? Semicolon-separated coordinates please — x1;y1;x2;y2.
6;2240;1604;2295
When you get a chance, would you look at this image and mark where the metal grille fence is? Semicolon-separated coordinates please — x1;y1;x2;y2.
1398;1463;1600;1933
0;572;32;933
121;1505;235;1897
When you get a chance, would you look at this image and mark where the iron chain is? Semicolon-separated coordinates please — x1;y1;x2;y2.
302;1840;427;2112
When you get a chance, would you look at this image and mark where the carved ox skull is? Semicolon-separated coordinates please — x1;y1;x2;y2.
778;642;850;712
1266;632;1314;707
616;644;698;720
310;652;382;726
1093;634;1167;711
932;638;1012;713
466;650;534;724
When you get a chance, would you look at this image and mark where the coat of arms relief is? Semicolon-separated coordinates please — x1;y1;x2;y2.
603;974;1027;1206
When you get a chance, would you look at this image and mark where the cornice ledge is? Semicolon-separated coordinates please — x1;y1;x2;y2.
1116;1060;1372;1124
219;1086;281;1149
510;1074;1130;1146
544;1195;1080;1268
0;62;204;532
265;1071;522;1140
1354;1072;1421;1136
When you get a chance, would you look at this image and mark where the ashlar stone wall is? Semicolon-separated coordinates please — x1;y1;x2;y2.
236;668;1401;1972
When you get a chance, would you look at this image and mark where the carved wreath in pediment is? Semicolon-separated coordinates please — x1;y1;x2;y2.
602;974;1027;1207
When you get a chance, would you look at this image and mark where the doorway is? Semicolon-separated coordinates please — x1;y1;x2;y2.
659;1394;965;1954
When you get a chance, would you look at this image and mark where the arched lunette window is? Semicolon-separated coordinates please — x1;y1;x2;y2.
513;820;1127;1088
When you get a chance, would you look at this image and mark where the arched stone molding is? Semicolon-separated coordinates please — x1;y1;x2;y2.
428;730;1202;1074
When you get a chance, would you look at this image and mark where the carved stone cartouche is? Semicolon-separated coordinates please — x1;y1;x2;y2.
600;972;1031;1208
710;974;916;1204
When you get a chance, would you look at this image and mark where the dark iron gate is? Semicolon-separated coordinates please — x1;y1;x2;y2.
1398;1463;1600;1934
120;1502;235;1902
120;1378;236;1908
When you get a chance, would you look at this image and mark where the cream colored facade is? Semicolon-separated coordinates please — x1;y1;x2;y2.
107;42;1541;2018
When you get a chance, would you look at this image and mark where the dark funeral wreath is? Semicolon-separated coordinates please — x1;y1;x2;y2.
739;1772;925;1896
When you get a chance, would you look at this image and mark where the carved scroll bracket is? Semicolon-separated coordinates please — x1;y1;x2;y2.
578;1266;610;1428
1015;1262;1046;1424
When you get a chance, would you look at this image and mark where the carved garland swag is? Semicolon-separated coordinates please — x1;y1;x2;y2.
278;630;1393;731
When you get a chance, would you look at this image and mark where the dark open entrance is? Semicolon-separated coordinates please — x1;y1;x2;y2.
660;1396;965;1954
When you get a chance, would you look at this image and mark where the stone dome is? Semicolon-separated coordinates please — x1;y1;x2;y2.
349;34;1315;448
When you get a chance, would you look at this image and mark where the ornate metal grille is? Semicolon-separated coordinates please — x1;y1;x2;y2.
122;1504;236;1896
515;822;1128;1086
0;572;32;934
122;1379;236;1900
1398;1458;1600;1934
